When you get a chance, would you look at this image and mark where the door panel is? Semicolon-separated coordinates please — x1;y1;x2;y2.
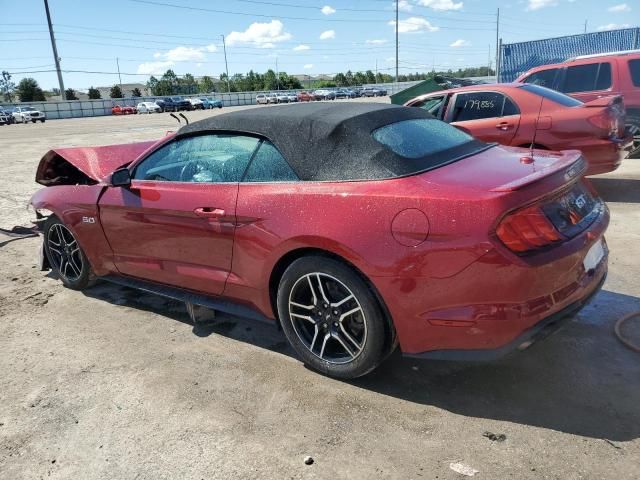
99;181;238;295
446;91;520;144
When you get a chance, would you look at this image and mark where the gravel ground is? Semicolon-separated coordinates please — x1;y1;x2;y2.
0;101;639;480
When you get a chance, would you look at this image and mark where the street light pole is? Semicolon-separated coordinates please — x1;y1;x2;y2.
395;0;399;83
221;34;230;93
44;0;65;99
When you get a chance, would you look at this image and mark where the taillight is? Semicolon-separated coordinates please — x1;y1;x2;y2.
496;205;563;253
587;111;614;136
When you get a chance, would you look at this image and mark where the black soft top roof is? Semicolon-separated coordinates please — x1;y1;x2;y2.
177;102;482;181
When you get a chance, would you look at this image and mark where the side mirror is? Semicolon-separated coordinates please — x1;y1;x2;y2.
109;167;131;187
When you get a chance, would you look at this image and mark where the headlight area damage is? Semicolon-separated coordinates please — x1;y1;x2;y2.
35;141;158;186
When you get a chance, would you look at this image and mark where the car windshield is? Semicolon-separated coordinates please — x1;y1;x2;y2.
171;97;183;101
518;84;583;107
372;118;483;163
23;107;36;111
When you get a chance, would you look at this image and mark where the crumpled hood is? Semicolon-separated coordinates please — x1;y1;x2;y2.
35;140;159;186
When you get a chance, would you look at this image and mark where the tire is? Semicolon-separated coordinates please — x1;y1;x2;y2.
41;119;45;123
277;256;387;379
43;216;96;290
217;105;222;109
32;119;36;123
626;111;640;159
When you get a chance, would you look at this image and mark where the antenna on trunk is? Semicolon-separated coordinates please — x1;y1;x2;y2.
179;113;189;125
530;92;546;158
169;113;181;124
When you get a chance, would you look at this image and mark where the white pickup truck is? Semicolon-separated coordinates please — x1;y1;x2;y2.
13;106;46;123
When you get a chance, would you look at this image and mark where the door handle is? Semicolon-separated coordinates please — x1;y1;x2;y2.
496;121;511;131
194;207;225;218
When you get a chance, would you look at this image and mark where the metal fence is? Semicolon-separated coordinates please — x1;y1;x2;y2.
0;81;420;120
498;27;640;82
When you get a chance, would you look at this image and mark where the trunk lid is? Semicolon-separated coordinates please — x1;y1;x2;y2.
422;144;586;193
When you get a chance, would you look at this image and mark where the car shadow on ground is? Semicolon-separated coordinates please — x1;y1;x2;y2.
83;282;640;442
590;177;640;203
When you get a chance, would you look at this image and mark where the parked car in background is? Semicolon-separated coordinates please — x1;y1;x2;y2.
361;87;384;97
188;98;204;110
12;106;46;123
275;92;290;103
256;94;269;105
112;105;137;116
286;92;298;102
515;50;640;158
405;83;633;175
136;102;161;114
335;89;356;99
313;89;336;100
0;107;14;125
30;103;609;379
352;87;364;97
200;97;223;109
377;87;388;96
297;91;315;102
155;96;192;112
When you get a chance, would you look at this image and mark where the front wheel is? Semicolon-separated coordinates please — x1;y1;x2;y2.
41;119;45;123
277;256;387;379
43;217;96;290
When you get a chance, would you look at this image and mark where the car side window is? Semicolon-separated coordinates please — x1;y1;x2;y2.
243;141;298;182
522;68;559;88
630;59;640;87
133;134;260;183
450;92;512;122
595;62;612;90
560;63;600;93
412;96;446;117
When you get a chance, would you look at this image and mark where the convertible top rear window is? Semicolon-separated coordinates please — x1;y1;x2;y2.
372;118;475;159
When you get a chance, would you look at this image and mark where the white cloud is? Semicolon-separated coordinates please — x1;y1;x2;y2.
137;61;175;75
366;39;388;44
321;5;336;15
396;0;413;12
319;30;336;39
304;64;314;69
196;63;203;68
226;20;292;47
450;39;470;47
293;44;311;51
526;0;557;11
153;44;217;63
597;22;630;30
389;17;439;33
416;0;463;11
608;3;630;12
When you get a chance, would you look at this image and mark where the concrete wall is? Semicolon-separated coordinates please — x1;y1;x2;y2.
1;81;421;120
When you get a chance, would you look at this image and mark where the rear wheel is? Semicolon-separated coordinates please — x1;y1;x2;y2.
44;217;96;290
277;256;387;379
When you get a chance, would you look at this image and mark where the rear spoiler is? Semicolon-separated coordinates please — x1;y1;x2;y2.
491;152;587;192
582;94;623;108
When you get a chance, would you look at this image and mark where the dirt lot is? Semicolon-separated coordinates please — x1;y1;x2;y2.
1;102;639;480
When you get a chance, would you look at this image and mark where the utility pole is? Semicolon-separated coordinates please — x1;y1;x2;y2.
276;56;280;90
44;0;64;100
584;20;588;33
495;8;500;82
116;57;123;93
221;34;230;93
395;0;399;82
375;59;378;83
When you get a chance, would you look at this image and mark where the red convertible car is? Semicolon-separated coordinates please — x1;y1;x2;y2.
30;103;608;378
112;105;137;115
405;84;633;175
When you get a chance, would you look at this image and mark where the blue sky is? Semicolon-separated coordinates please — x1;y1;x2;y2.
1;0;636;91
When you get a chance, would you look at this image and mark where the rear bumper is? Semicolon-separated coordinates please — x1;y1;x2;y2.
404;269;606;361
582;134;634;175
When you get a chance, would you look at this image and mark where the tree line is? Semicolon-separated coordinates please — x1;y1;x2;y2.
1;65;495;102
